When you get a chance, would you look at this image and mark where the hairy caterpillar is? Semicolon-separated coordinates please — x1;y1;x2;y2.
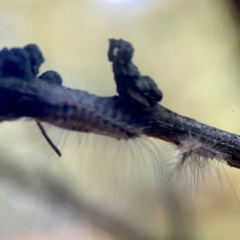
0;39;239;197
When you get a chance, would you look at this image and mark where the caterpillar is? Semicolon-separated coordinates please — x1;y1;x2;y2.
0;39;240;190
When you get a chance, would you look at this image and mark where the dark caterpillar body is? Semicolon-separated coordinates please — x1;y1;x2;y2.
51;98;141;140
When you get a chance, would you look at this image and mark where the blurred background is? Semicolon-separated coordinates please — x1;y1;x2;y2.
1;0;240;239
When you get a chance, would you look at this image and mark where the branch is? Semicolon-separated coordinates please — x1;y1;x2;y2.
0;39;240;169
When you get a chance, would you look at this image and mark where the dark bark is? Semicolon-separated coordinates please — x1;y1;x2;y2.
1;39;240;169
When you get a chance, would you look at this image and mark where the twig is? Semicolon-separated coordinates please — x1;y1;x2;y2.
0;39;240;168
36;121;61;157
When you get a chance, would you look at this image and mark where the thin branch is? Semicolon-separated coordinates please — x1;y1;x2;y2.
36;121;61;157
0;39;240;169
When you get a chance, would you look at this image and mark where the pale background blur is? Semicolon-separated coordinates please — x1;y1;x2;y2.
1;0;240;239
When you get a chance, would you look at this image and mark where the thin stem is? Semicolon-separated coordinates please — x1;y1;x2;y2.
36;121;61;157
0;39;240;169
0;77;240;168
